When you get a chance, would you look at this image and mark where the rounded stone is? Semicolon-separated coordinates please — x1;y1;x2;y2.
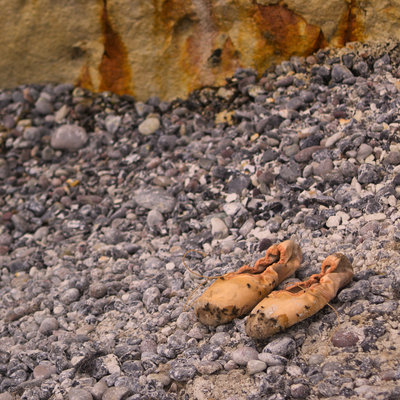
38;317;59;334
263;336;296;357
383;151;400;166
147;209;164;228
291;383;310;398
89;283;108;299
51;124;87;151
211;217;228;239
247;359;267;375
89;381;108;400
308;354;325;365
33;363;56;379
102;387;131;400
35;97;54;115
231;347;259;366
105;115;121;134
138;117;160;135
331;330;359;347
60;288;80;305
23;127;41;141
210;332;230;346
169;360;196;381
68;388;93;400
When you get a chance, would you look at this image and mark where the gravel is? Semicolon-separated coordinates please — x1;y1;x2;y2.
1;41;400;399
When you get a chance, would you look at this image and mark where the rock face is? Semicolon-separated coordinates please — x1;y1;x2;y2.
0;0;398;100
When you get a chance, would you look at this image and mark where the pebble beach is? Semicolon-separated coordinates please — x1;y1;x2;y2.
1;41;400;400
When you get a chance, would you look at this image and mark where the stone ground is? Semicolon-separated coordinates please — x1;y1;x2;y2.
1;41;400;400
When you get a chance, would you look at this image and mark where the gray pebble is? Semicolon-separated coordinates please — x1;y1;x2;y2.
102;387;131;400
369;300;398;314
89;283;107;299
60;288;80;305
105;115;121;134
263;336;296;357
169;359;196;381
239;218;255;237
33;363;56;379
258;353;288;366
142;287;160;311
68;388;93;400
89;380;108;400
35;97;54;115
231;347;259;366
291;383;310;398
135;189;176;214
331;64;353;82
247;360;267;375
227;175;251;194
338;280;370;302
280;160;301;183
210;332;230;346
51;124;87;151
38;317;59;334
358;164;379;184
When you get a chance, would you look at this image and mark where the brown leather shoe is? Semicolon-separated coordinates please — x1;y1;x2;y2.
245;253;353;339
194;240;302;326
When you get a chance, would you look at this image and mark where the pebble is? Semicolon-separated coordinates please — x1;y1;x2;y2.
105;115;121;134
68;388;93;400
195;361;222;375
138;117;160;135
146;209;164;228
231;347;259;365
291;383;310;398
169;359;197;381
60;288;80;304
331;330;359;347
227;175;251;194
211;218;229;239
102;387;131;400
263;337;296;357
35;97;54;115
280;160;301;183
295;146;323;162
33;363;56;379
247;360;267;375
134;189;176;213
89;381;108;400
38;317;59;334
89;283;107;298
51;124;87;151
239;218;255;237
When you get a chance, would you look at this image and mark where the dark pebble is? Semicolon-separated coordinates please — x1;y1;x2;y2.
331;330;359;347
304;215;326;230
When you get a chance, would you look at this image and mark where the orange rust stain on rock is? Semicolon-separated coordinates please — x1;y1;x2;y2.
154;0;192;33
219;36;241;74
98;0;132;95
335;0;364;47
254;5;327;62
77;64;95;92
180;34;202;85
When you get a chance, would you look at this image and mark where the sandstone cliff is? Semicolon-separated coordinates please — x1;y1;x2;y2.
0;0;398;100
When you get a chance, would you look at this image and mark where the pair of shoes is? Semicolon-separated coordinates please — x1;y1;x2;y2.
193;240;353;339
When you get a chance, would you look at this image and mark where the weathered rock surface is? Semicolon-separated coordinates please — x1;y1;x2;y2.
1;0;399;100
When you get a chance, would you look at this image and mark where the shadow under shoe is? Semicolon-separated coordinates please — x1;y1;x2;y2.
245;252;354;339
194;240;302;326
